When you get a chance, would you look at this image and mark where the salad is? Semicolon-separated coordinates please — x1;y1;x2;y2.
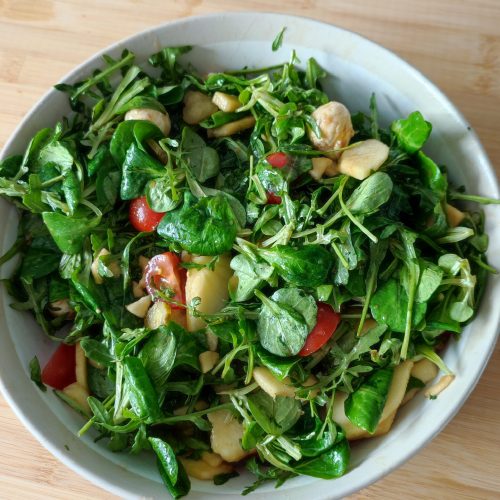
0;33;497;497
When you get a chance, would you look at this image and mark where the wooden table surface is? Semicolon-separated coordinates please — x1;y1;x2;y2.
0;1;499;498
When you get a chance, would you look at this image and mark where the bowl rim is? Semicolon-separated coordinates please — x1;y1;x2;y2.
1;10;499;499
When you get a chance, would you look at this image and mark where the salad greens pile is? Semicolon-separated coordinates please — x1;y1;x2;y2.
0;34;497;498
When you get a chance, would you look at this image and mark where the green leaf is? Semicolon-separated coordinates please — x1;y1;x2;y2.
157;193;238;255
258;244;333;287
145;176;180;212
229;253;274;302
391;111;432;154
294;438;350;479
255;289;311;357
255;345;300;380
29;356;46;392
80;338;114;367
181;127;220;182
418;151;447;199
122;356;162;423
42;212;100;254
370;279;427;333
345;172;393;215
149;437;191;499
120;143;166;199
345;367;394;433
272;27;286;51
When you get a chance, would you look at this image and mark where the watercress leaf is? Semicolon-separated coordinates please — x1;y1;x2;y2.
88;365;115;399
272;27;286;51
415;259;443;303
120;143;166;199
149;437;191;499
62;170;81;214
0;154;23;178
391;111;432;154
123;356;162;423
305;57;326;89
346;172;393;215
271;287;317;330
195;185;246;228
96;161;121;211
255;289;309;357
370;279;427;333
247;391;302;435
29;356;46;391
42;212;100;254
87;396;112;425
258;245;333;287
344;367;394;433
148;46;192;82
181;127;220;182
255;344;300;380
20;246;60;280
294;438;350;479
115;96;166;115
80;338;114;367
292;417;336;457
139;326;177;396
157;193;238;255
229;253;274;302
418;151;447;199
145;176;180;212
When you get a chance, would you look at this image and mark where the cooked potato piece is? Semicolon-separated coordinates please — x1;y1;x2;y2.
333;360;414;440
445;203;465;227
207;409;250;462
412;358;439;384
138;256;150;271
180;456;233;480
310;157;335;180
207;116;256;138
253;367;295;398
125;108;171;136
144;300;170;329
308;101;354;157
125;295;152;318
324;159;340;177
185;255;233;332
183;90;218;125
212;91;241;112
338;139;389;180
91;248;121;285
75;343;88;392
425;374;455;398
199;351;220;373
201;452;223;467
62;382;90;415
48;299;74;318
132;280;146;298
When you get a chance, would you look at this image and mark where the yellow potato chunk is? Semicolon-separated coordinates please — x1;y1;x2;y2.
207;116;256;138
62;382;90;415
445;203;465;227
212;91;241;112
75;343;88;392
183;90;218;125
310;157;335;180
338;139;389;180
180;456;233;480
125;295;152;318
199;351;220;373
124;108;171;136
252;367;295;398
207;409;250;462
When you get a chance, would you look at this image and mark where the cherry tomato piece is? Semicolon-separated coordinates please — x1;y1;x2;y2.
145;252;184;308
129;196;165;232
266;192;282;204
267;152;288;168
41;343;77;390
299;302;341;357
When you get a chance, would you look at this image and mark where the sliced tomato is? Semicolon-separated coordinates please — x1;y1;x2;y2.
267;152;288;168
266;192;282;204
41;343;77;390
299;302;341;357
145;252;184;308
129;196;165;232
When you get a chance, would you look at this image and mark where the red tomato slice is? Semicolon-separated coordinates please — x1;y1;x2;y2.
41;343;77;390
299;302;341;357
129;196;165;232
267;152;288;168
266;192;282;204
145;252;184;308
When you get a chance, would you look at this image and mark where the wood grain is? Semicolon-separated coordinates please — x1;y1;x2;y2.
0;1;499;498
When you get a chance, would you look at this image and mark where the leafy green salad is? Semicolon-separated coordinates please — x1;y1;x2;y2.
0;34;497;497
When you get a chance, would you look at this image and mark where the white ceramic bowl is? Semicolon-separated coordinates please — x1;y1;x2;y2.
1;12;499;499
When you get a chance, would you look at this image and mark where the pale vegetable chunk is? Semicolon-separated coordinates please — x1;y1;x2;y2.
132;280;146;298
91;248;120;285
425;374;455;398
338;139;389;180
75;343;88;392
125;295;152;318
124;108;171;136
48;299;73;318
308;101;354;156
445;203;465;227
199;351;220;373
207;409;250;462
253;367;295;398
62;382;90;415
212;91;241;112
183;90;218;125
180;456;233;480
412;358;439;384
309;157;335;180
185;255;233;332
144;300;171;329
207;116;256;138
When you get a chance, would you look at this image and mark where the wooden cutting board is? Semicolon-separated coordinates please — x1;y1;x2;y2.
0;1;499;498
